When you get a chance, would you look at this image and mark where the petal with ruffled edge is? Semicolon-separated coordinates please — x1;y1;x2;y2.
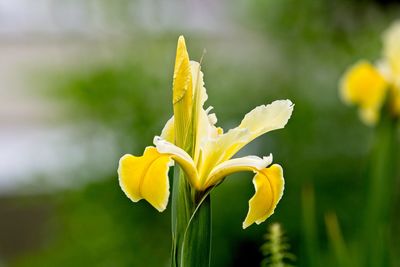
243;164;284;229
198;100;293;180
118;147;172;212
238;100;294;142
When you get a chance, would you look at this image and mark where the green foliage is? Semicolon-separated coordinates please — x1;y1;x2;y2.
261;223;295;267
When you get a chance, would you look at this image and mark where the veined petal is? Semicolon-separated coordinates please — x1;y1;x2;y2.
154;136;199;188
238;100;294;140
190;61;221;164
159;62;217;149
173;36;193;148
118;147;172;212
198;128;249;182
173;36;193;105
204;154;273;188
243;164;285;229
198;100;293;178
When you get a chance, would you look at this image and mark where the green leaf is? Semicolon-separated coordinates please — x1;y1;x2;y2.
180;195;211;267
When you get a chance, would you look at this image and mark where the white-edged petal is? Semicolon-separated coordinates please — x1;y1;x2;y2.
204;154;273;188
160;116;175;143
154;136;194;165
238;100;294;138
154;136;200;188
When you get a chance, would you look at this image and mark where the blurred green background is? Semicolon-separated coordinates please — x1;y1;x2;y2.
0;0;399;266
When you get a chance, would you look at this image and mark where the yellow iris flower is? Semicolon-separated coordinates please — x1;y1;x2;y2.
340;21;400;125
118;36;294;229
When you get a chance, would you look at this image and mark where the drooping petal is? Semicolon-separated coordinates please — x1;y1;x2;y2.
340;61;388;125
118;147;172;212
204;154;273;188
243;164;284;229
154;136;199;188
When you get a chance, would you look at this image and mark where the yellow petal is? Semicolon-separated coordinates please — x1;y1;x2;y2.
197;100;293;181
383;20;400;76
243;164;284;229
173;36;193;148
160;116;175;143
340;61;388;117
238;100;294;140
163;61;219;159
359;107;379;126
198;128;249;183
173;36;193;105
204;155;273;188
118;147;172;212
154;136;199;188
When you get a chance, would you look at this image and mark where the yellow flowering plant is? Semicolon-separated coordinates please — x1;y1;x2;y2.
340;21;399;267
340;21;400;125
117;36;294;267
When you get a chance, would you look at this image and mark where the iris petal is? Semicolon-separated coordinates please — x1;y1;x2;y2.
340;61;388;125
198;100;293;179
243;164;284;229
383;21;400;76
154;136;200;188
118;147;172;212
204;155;273;188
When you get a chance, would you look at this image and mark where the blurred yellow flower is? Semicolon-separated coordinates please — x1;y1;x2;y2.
118;36;294;228
340;21;400;125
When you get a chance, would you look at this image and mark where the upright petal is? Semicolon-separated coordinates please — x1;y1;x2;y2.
118;147;172;212
173;36;193;148
161;116;175;143
383;20;400;76
243;164;284;229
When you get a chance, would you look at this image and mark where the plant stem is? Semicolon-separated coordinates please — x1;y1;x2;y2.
363;109;398;267
171;167;212;267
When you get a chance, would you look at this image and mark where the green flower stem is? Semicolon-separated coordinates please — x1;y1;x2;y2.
171;167;211;267
301;184;319;267
364;108;398;267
